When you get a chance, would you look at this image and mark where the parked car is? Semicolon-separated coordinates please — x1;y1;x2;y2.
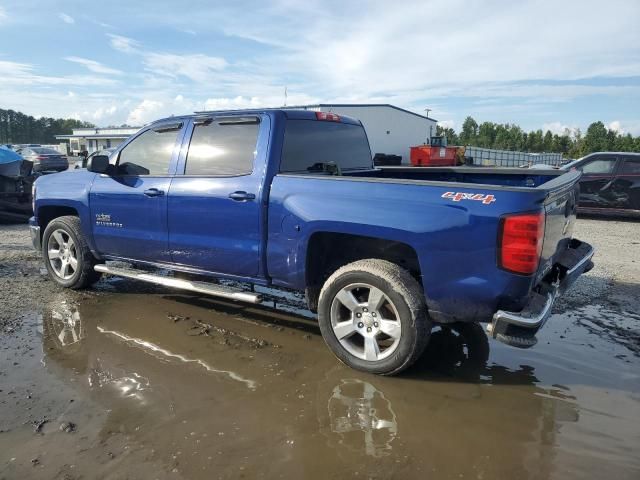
562;152;640;217
17;147;68;173
29;109;593;375
74;148;117;169
0;148;36;222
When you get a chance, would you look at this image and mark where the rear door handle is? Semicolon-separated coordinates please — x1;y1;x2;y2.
144;188;165;197
228;191;256;201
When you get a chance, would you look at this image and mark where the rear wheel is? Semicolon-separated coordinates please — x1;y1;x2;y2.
42;216;101;289
318;259;431;375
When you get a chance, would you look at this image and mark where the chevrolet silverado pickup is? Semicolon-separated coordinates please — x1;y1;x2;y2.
29;109;594;375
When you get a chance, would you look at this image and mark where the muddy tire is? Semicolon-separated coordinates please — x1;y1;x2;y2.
318;259;431;375
42;215;101;289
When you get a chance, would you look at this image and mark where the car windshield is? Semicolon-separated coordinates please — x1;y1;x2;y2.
32;148;60;155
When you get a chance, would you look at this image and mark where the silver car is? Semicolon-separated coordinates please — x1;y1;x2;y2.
17;147;68;173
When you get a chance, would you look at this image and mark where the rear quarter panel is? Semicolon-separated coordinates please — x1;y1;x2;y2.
267;175;547;322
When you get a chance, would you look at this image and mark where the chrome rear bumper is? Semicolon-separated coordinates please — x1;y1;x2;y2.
488;239;594;348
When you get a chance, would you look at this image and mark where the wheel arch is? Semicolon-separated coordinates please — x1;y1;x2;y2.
304;231;423;312
35;200;99;256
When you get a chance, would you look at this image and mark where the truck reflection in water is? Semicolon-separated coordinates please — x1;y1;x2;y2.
325;379;398;458
38;295;586;479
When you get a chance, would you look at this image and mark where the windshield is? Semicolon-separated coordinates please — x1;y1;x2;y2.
280;120;372;173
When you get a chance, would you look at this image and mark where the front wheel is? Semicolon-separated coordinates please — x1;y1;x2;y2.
318;259;431;375
42;215;102;289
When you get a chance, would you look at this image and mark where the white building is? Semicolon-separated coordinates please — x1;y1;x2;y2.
291;104;437;163
55;126;141;155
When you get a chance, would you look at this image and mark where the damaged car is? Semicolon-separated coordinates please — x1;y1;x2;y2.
0;147;36;222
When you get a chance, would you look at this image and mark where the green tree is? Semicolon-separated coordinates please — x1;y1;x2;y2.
459;116;479;145
0;108;94;144
583;121;609;153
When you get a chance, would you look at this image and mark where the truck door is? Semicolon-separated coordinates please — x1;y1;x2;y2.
576;156;618;208
610;156;640;211
89;122;185;262
167;115;269;277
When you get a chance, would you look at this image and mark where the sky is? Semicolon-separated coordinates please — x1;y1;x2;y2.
1;0;639;135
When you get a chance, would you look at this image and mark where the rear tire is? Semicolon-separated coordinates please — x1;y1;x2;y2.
42;216;102;289
318;259;431;375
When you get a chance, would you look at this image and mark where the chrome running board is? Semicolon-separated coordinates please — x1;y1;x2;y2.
94;264;262;304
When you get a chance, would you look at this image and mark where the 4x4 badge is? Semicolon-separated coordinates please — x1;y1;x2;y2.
441;192;496;205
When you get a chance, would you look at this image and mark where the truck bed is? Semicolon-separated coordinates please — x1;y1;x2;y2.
348;166;570;190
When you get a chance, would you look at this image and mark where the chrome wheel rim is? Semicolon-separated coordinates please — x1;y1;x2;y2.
330;283;402;362
47;229;78;280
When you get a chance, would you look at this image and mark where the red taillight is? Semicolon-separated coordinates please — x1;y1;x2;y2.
315;111;341;122
36;155;47;160
498;212;545;275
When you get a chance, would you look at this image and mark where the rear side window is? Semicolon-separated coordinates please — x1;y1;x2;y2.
280;120;372;173
185;118;259;176
581;159;616;175
620;159;640;175
117;125;181;175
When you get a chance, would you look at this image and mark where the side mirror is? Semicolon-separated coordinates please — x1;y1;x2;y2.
87;155;110;174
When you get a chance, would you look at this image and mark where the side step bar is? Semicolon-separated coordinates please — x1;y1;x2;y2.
94;264;262;304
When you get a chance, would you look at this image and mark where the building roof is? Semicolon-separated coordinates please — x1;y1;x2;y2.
71;127;141;133
289;104;437;122
55;133;134;140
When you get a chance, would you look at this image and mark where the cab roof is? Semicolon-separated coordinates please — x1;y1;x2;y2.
148;109;362;127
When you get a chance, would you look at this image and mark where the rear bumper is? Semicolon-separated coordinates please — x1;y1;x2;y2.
488;239;594;347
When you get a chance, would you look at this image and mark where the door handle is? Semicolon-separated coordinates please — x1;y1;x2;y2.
144;188;165;197
228;191;256;201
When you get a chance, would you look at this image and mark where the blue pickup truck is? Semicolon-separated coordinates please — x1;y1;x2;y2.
29;109;594;375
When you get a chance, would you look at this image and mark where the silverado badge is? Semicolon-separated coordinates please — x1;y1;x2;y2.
96;213;123;228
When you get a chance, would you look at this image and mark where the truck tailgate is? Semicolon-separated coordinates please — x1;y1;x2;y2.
536;170;582;284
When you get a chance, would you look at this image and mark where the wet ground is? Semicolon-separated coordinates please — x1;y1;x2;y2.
1;219;639;479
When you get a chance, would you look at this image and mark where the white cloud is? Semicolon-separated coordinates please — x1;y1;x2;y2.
0;60;118;88
542;122;580;137
607;121;625;134
91;105;119;121
126;99;165;125
58;13;75;24
143;53;227;83
108;34;140;53
64;56;122;75
203;96;261;110
607;120;640;136
0;6;7;21
438;120;455;130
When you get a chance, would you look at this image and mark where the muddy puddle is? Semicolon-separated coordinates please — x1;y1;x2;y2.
1;286;639;479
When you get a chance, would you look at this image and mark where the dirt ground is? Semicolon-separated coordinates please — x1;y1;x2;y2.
0;218;639;479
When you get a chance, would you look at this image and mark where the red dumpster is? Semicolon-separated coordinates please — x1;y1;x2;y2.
410;145;457;166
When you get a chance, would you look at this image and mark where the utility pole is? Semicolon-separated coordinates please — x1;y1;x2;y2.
284;86;288;107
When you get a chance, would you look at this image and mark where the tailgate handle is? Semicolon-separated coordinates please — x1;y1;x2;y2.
229;191;256;201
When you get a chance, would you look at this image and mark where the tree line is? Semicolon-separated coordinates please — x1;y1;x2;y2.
0;108;95;145
437;117;640;158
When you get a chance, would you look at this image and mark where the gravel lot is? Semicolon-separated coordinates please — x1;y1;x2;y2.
0;217;638;479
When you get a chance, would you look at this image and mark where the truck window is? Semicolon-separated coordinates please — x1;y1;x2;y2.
581;158;616;175
280;120;372;173
185;119;259;176
117;127;180;175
